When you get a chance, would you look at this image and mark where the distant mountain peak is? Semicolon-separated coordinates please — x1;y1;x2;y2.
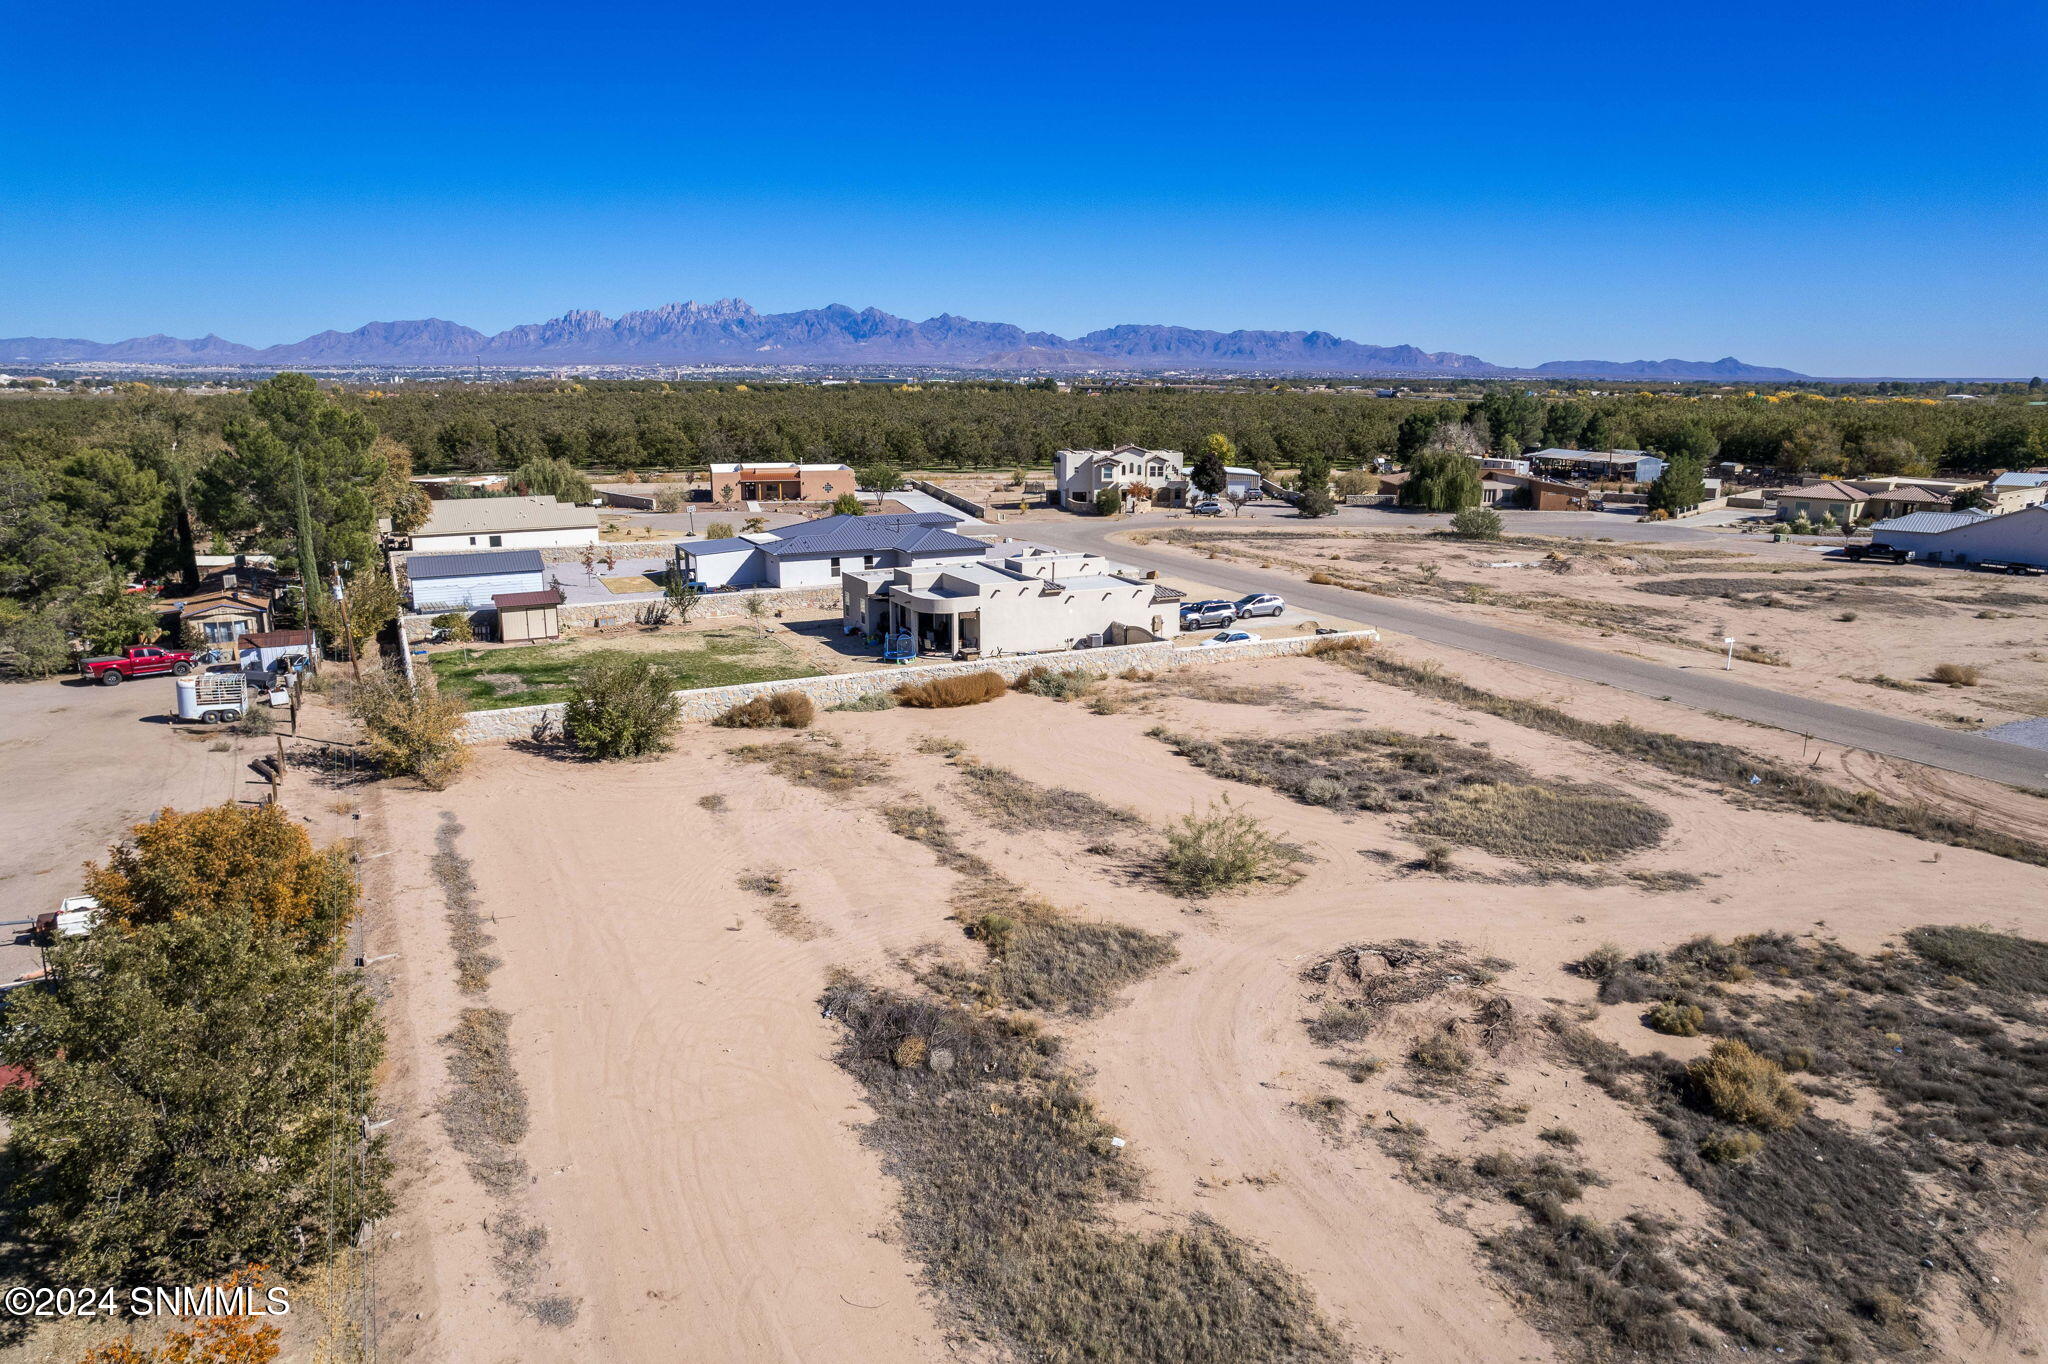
0;302;1809;379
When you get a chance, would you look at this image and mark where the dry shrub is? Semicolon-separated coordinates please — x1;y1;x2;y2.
732;735;890;792
1310;647;2048;869
713;690;815;729
1905;925;2048;993
1645;1000;1704;1037
1929;661;1983;686
1409;1031;1473;1075
1307;571;1337;585
1689;1039;1806;1130
1160;798;1294;896
1411;780;1668;863
820;976;1347;1363
1304;633;1370;655
1010;665;1095;700
895;670;1007;708
957;762;1141;833
1698;1128;1765;1164
349;668;471;789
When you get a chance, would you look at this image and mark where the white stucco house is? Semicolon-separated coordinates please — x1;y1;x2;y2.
389;496;600;552
677;511;991;590
1052;445;1260;510
841;550;1183;656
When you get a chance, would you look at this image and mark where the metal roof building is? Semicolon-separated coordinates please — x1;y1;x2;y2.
1870;505;2048;566
405;548;548;612
677;511;989;591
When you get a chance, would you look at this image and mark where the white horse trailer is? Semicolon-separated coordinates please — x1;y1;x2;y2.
174;671;250;724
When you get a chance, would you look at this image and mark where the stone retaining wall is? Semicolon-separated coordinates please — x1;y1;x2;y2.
458;628;1378;742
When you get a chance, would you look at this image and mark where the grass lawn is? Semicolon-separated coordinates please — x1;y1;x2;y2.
430;628;818;710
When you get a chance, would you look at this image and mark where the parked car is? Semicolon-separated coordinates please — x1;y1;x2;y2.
78;646;201;686
1198;630;1257;646
1840;543;1910;564
1190;499;1224;516
34;895;100;940
1233;593;1285;619
1179;600;1238;628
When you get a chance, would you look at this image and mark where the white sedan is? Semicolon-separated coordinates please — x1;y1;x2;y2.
1197;630;1257;646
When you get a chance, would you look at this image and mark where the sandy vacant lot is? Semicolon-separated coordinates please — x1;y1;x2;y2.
1139;524;2048;733
357;639;2048;1364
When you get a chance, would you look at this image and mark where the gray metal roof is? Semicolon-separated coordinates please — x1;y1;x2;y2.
682;537;760;556
756;513;984;558
406;548;545;579
1869;510;1997;535
1990;472;2048;488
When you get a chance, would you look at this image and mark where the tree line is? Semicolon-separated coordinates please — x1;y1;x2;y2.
5;375;2047;670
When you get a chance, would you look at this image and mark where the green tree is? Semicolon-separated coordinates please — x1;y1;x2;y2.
1094;486;1124;517
198;373;382;596
76;589;164;654
1475;389;1544;456
433;416;500;471
1646;455;1708;515
1779;423;1845;477
1580;410;1630;452
1647;422;1719;466
0;912;388;1284
563;654;681;759
854;461;904;494
830;492;865;516
1540;400;1589;450
1190;434;1231;496
509;455;593;503
1399;448;1483;511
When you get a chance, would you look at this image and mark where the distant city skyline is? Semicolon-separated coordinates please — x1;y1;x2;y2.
3;0;2042;376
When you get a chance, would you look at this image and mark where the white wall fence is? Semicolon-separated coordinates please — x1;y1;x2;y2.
906;479;997;521
404;581;845;641
457;627;1379;742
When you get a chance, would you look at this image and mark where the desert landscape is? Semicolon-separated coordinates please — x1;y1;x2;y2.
1133;524;2048;734
348;636;2048;1363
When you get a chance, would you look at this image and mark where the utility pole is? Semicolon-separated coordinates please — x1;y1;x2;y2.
332;561;361;681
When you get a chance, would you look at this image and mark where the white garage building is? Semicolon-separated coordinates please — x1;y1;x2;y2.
406;549;548;611
393;496;600;553
1869;505;2048;567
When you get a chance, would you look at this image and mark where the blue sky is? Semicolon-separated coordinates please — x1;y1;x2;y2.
3;0;2042;376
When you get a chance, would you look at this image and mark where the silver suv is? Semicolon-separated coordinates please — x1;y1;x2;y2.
1233;593;1285;619
1179;600;1238;628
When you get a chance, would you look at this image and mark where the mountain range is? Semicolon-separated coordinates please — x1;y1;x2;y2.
0;298;1808;380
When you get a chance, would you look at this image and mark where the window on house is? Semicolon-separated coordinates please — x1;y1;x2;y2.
830;557;841;574
488;535;502;547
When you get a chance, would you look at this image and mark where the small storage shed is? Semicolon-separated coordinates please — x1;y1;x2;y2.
237;629;318;674
407;549;547;611
493;588;564;642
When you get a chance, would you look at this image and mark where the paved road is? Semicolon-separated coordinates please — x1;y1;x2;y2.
1024;515;2048;792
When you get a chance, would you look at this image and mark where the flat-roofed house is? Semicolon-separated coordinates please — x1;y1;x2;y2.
841;550;1182;657
390;495;599;552
706;462;857;504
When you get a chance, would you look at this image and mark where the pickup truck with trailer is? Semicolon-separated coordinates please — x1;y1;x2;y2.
78;645;201;685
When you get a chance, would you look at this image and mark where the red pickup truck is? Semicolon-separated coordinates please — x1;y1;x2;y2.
79;645;201;685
